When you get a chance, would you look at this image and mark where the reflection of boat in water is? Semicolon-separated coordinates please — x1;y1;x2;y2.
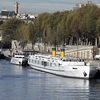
10;53;28;66
28;53;98;79
35;72;90;100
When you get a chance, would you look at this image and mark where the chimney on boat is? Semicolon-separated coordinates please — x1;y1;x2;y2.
52;48;56;57
60;48;65;58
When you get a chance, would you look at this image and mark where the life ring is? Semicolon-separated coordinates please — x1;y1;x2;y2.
83;71;87;77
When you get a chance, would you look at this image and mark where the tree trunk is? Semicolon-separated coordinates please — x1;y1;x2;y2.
95;38;97;47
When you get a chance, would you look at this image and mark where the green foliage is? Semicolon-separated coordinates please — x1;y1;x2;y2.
2;18;23;41
16;23;30;42
96;17;100;34
33;4;100;46
1;4;100;46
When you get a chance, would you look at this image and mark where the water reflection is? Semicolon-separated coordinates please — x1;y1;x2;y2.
30;73;90;100
89;80;100;100
0;60;100;100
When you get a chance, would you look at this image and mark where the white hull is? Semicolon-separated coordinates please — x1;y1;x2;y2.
28;54;98;79
29;63;97;79
10;57;25;65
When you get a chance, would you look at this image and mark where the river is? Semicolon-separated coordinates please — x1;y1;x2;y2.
0;60;100;100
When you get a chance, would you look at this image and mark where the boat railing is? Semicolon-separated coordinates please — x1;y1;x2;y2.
61;58;85;62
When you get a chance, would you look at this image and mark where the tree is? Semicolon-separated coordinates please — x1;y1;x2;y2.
2;18;22;41
96;17;100;45
15;23;30;48
28;23;37;49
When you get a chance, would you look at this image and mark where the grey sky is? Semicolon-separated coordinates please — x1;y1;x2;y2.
0;0;100;14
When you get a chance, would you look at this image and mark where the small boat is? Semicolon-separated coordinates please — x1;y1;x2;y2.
28;54;98;79
10;53;28;66
94;55;100;60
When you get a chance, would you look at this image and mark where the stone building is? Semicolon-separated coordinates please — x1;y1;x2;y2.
65;46;99;60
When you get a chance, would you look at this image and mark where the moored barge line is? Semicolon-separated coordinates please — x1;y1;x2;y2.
28;54;98;79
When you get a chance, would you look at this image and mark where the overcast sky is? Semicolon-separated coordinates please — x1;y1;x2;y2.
0;0;99;14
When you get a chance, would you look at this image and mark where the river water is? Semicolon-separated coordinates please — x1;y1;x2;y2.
0;60;100;100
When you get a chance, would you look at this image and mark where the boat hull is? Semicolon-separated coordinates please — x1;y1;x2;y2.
10;57;28;66
29;64;97;79
28;54;98;79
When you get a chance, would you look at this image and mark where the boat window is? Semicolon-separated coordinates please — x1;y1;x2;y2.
62;59;66;61
36;60;38;64
84;62;86;66
44;62;47;66
50;63;52;67
42;61;47;66
47;62;49;66
38;60;39;64
40;61;42;65
58;63;60;66
54;63;56;66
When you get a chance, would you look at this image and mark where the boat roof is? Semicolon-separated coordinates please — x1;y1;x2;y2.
30;54;84;62
14;53;25;57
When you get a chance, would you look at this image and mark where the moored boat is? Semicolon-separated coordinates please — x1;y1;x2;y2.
28;54;98;79
10;53;28;66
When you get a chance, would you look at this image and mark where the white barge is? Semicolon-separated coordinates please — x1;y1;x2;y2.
28;54;98;79
10;53;28;66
